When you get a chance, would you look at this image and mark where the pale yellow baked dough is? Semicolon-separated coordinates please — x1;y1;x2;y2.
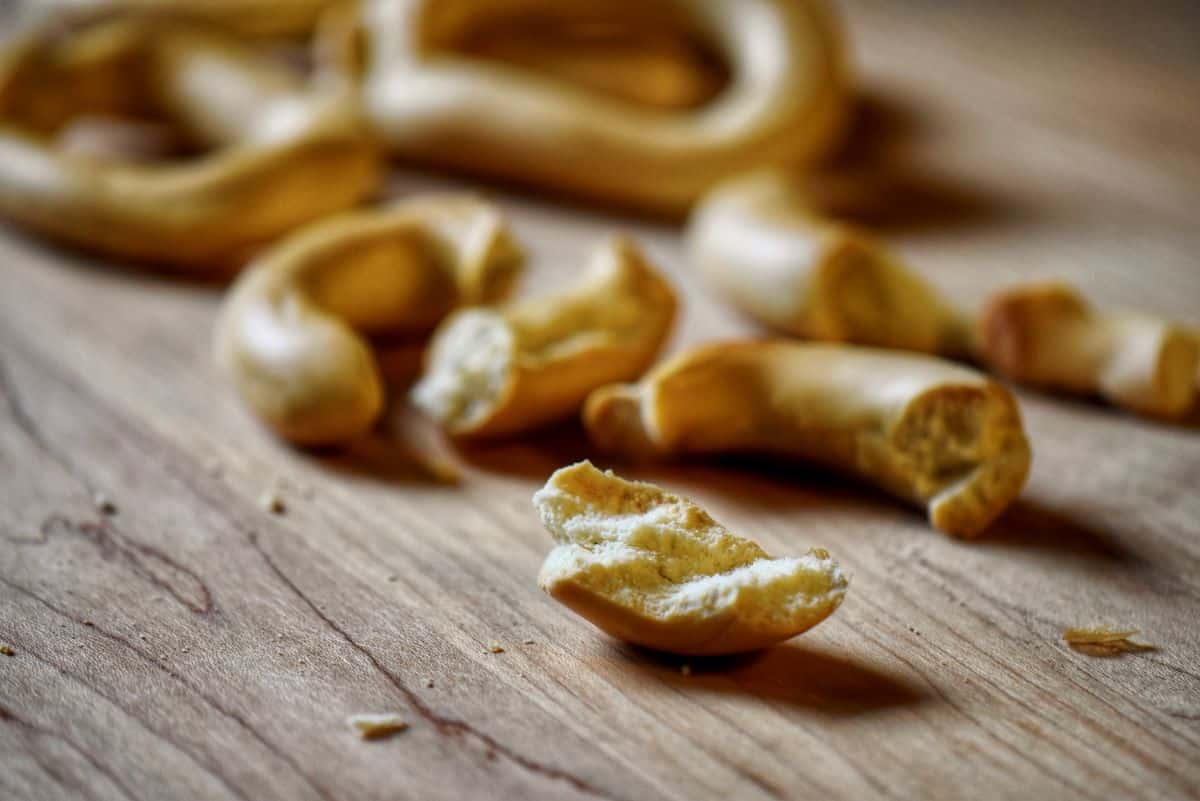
413;237;676;438
535;461;847;655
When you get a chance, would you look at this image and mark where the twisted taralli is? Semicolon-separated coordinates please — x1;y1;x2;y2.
977;283;1199;420
0;14;380;268
412;236;677;438
584;341;1032;537
535;461;847;655
360;0;848;213
688;170;971;356
216;195;522;444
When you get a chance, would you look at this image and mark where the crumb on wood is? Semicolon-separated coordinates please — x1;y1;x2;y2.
523;639;535;646
1063;627;1155;656
259;491;286;515
488;643;505;654
348;713;409;740
0;644;14;656
425;678;435;688
93;492;117;515
387;574;398;582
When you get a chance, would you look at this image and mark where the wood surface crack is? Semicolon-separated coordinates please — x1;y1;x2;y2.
246;530;624;801
0;576;334;801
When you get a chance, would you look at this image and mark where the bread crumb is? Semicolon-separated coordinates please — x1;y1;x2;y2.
680;664;691;677
259;491;286;515
93;492;117;515
1064;627;1154;656
425;679;435;688
387;574;399;582
0;644;14;656
523;639;535;646
348;713;408;739
488;643;505;654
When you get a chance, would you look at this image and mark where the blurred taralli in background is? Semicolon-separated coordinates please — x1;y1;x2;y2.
31;0;340;37
358;0;850;213
0;10;378;268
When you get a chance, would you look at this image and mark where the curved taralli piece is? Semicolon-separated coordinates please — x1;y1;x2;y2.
0;15;379;268
216;196;523;445
688;170;970;356
412;236;677;438
977;283;1199;420
534;461;848;655
584;342;1032;537
361;0;848;213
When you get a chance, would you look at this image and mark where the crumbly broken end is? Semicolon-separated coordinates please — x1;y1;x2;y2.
411;309;514;432
896;383;1031;537
534;461;847;654
1063;627;1155;656
582;382;662;458
348;713;409;739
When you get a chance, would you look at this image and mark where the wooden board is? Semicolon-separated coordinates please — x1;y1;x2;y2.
2;1;1199;799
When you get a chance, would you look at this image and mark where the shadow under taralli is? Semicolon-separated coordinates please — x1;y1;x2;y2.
616;641;929;717
967;498;1140;565
802;90;1023;234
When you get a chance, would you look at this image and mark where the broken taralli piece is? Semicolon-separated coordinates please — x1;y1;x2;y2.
584;342;1031;537
977;283;1199;420
216;195;522;445
534;461;847;655
412;237;676;438
689;170;970;356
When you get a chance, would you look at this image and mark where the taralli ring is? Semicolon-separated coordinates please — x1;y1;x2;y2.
216;195;522;444
535;461;847;655
688;170;971;356
0;14;380;268
584;341;1032;537
413;236;677;438
977;282;1200;420
360;0;849;213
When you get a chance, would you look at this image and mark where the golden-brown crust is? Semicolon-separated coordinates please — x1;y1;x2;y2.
976;283;1199;419
584;341;1031;537
0;14;380;269
361;0;850;213
413;237;676;438
216;195;521;444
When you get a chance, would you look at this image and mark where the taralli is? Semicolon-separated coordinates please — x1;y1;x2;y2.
584;342;1031;537
534;461;847;655
977;283;1199;420
34;1;339;37
216;195;522;444
360;0;848;213
0;14;379;268
412;237;676;438
688;170;970;356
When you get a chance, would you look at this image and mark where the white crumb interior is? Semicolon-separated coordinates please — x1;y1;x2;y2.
411;310;513;429
534;462;847;630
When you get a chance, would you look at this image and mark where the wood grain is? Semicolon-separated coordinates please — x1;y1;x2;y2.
2;1;1199;799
